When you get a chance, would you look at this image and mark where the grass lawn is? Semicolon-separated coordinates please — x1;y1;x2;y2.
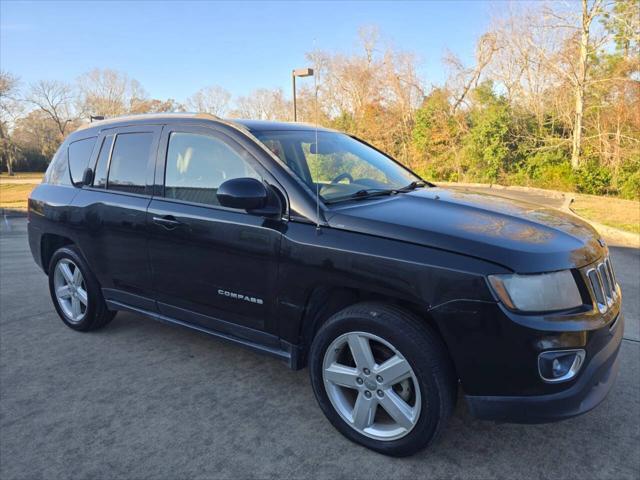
0;172;45;180
0;183;37;211
572;194;640;234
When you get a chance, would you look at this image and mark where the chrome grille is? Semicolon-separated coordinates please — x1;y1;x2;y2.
584;256;619;312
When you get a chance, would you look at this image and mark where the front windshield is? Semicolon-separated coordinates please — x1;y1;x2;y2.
253;130;422;203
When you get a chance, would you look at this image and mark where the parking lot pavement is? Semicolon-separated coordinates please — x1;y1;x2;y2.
1;218;638;480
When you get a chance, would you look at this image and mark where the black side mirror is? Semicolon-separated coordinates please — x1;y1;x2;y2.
217;177;269;211
81;167;94;186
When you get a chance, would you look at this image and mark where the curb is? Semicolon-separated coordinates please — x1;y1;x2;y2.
1;208;28;218
579;220;640;248
563;197;639;248
438;182;639;248
436;182;567;200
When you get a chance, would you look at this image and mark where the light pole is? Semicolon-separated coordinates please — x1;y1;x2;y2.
292;68;314;122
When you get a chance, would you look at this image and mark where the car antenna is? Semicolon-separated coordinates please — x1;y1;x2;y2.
314;52;321;232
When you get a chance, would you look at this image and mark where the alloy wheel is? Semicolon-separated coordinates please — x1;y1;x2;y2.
53;258;88;323
322;331;422;441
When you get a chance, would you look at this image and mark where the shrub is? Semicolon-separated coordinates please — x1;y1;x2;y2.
617;158;640;200
574;161;613;196
12;148;49;172
414;159;460;183
464;82;519;183
533;163;576;191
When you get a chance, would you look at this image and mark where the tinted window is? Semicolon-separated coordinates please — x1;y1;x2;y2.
107;133;154;195
93;135;113;188
44;145;71;185
164;132;260;206
68;137;97;184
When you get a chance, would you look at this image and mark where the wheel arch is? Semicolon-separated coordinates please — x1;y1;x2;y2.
41;233;74;275
297;285;454;374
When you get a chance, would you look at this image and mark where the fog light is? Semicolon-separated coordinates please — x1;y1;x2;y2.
538;349;585;383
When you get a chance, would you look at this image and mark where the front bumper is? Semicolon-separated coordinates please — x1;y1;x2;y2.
465;313;623;423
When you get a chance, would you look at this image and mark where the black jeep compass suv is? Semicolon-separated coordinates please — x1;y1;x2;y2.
28;113;623;456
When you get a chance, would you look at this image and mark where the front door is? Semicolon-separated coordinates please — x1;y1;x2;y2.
147;124;284;337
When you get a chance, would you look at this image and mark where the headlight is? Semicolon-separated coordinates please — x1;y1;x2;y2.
488;270;583;312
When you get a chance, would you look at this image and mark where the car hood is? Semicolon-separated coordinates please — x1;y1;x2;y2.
326;187;604;273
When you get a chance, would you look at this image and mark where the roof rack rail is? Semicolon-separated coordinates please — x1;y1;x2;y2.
76;112;227;131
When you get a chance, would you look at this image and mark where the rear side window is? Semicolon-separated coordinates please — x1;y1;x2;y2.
68;137;97;184
107;133;154;195
164;132;260;206
44;145;71;185
93;135;114;188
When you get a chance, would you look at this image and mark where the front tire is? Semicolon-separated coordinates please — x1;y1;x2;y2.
309;302;456;456
48;246;115;331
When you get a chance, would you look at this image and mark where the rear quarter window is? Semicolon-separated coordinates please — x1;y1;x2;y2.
43;145;71;185
68;137;97;184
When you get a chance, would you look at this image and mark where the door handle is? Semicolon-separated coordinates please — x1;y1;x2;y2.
152;215;182;229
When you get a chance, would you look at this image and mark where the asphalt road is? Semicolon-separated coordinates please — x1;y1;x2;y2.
1;218;638;480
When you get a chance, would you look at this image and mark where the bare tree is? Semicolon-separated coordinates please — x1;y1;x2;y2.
584;0;640;175
506;1;610;168
230;88;290;120
488;5;572;144
570;0;607;169
487;1;614;168
308;27;385;127
0;71;22;175
445;32;499;113
130;97;184;114
77;68;147;118
26;80;76;137
186;86;231;116
12;110;61;160
381;49;425;161
304;28;425;159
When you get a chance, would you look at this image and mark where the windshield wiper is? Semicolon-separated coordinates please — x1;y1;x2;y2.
324;181;427;205
324;188;397;204
397;180;427;192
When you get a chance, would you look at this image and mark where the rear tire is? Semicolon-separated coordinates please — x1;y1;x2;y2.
48;246;115;331
309;302;456;457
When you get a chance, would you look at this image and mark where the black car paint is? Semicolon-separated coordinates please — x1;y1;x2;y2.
327;187;604;274
27;114;622;423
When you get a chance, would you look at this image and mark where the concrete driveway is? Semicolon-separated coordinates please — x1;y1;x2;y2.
1;218;638;479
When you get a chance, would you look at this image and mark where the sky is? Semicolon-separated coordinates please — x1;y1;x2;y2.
1;0;493;104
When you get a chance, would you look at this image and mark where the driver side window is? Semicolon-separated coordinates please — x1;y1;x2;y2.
164;132;260;206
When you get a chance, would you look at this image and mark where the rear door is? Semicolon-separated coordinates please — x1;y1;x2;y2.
147;123;285;336
71;125;161;310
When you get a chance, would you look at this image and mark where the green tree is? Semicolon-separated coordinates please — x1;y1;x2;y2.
465;82;516;182
602;0;640;57
412;89;456;156
411;89;465;180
